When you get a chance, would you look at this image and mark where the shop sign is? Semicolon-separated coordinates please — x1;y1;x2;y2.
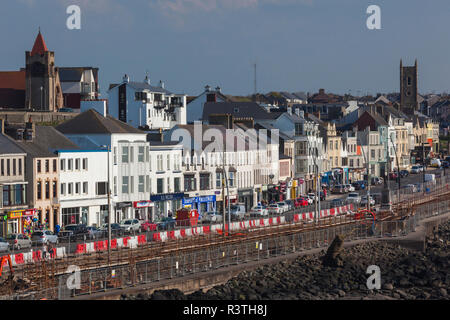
8;210;23;219
182;195;216;205
23;209;36;217
298;179;304;185
150;193;185;202
239;190;252;196
133;201;152;208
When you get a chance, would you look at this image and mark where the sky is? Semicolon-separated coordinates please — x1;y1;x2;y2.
1;0;450;97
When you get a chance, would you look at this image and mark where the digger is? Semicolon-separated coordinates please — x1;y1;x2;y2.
0;254;13;278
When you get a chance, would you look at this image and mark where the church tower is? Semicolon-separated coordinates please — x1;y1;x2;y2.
399;59;419;115
25;30;63;111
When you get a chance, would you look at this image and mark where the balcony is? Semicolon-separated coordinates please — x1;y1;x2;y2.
153;101;167;109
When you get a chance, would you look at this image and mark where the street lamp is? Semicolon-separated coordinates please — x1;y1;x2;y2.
101;145;112;266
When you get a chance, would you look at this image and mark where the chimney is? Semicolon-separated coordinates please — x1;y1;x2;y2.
205;85;211;92
215;86;221;93
287;106;292;115
319;88;325;95
299;110;304;118
0;118;4;135
25;118;35;141
123;74;130;83
144;75;150;85
295;108;301;117
159;80;165;89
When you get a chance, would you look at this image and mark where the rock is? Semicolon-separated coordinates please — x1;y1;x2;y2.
383;283;394;290
392;293;401;299
337;290;346;297
439;288;447;297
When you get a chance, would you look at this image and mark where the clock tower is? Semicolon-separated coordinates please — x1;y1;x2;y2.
25;30;63;111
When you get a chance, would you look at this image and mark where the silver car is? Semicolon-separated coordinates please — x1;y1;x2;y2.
201;212;223;223
119;219;142;233
0;237;10;252
7;234;32;250
32;230;59;245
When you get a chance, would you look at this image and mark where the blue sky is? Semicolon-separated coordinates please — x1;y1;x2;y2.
1;0;450;97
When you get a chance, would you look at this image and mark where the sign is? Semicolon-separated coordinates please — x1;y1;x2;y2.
182;195;216;205
150;193;185;202
299;179;304;185
8;210;23;219
133;201;152;208
23;209;36;217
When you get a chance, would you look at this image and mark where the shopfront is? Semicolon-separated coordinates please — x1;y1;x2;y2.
238;189;254;212
182;195;216;215
116;202;132;223
150;193;185;220
22;209;37;237
7;210;23;235
133;200;153;221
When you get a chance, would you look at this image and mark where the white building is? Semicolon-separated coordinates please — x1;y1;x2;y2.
186;85;232;123
56;109;152;223
58;150;109;227
108;75;186;130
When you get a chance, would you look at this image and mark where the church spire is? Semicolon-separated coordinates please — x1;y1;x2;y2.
30;29;49;56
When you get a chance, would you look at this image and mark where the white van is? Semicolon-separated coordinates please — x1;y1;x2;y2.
430;159;441;168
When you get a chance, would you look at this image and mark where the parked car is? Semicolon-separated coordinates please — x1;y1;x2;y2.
32;230;59;245
360;195;375;206
119;219;142;233
307;193;318;202
352;181;366;190
295;197;309;207
156;217;176;230
230;204;246;220
442;161;450;169
100;223;125;237
57;230;75;242
332;185;346;194
247;206;268;217
345;184;355;192
0;237;10;252
201;212;223;223
283;200;295;210
430;158;441;168
410;165;421;174
63;224;89;240
399;170;409;178
346;193;361;205
7;234;32;250
277;202;289;213
86;226;104;239
371;177;383;185
302;195;314;205
403;184;417;192
417;165;424;172
267;203;283;214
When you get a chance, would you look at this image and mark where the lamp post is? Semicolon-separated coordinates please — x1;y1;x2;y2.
389;133;401;205
101;145;112;266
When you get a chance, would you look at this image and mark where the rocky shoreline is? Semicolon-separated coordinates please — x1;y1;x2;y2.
122;221;450;300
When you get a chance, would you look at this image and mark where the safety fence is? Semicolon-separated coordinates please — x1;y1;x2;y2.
5;195;450;300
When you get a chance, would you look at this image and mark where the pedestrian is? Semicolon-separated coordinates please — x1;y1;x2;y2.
42;243;47;260
55;223;60;236
168;210;172;218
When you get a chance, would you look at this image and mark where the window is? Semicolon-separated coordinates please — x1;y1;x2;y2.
174;177;180;193
167;177;170;192
371;150;375;159
122;146;129;163
68;159;73;171
44;181;50;199
157;178;164;194
0;159;3;176
200;173;210;190
350;159;354;167
75;182;80;194
122;177;129;194
114;177;117;196
130;147;134;163
60;159;65;171
2;184;26;206
184;175;196;192
61;183;66;196
174;154;180;171
96;182;108;195
295;123;303;136
82;158;88;170
37;181;42;200
12;159;16;176
37;160;41;173
113;147;117;164
52;181;57;198
130;176;134;193
68;183;73;195
137;146;145;163
157;155;163;171
145;146;149;162
138;176;145;193
167;155;170;170
83;182;88;194
45;160;49;173
53;159;57;172
75;159;80;170
216;172;222;188
228;172;235;187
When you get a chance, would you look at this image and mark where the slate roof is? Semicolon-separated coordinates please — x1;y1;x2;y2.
58;68;83;82
56;109;144;135
0;134;25;155
202;102;274;121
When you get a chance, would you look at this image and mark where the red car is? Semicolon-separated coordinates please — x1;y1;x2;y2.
295;197;309;207
141;221;157;232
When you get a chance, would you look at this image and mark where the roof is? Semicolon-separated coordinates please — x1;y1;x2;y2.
7;126;80;158
292;92;307;100
0;71;25;90
30;31;48;56
58;68;83;82
108;82;172;95
279;153;291;160
56;109;145;135
0;134;25;155
202;102;274;121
